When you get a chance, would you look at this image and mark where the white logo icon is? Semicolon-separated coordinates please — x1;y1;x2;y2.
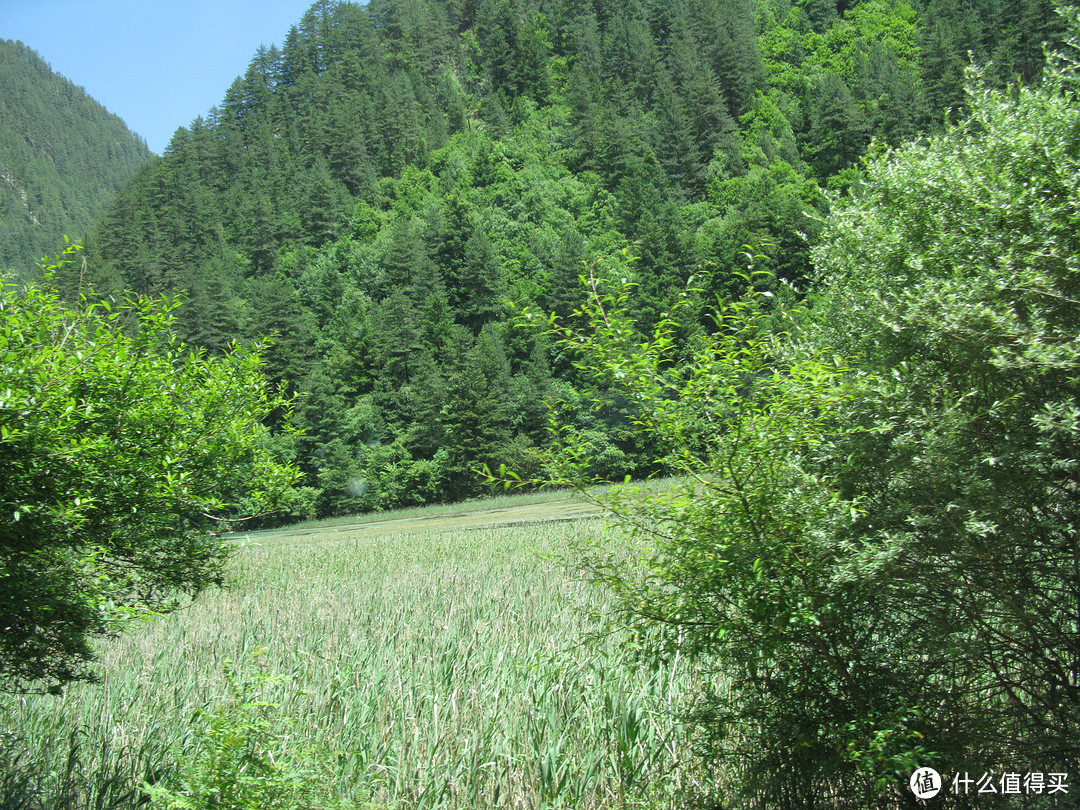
910;767;942;799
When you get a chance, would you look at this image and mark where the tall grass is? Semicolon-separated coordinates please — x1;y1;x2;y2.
2;509;710;809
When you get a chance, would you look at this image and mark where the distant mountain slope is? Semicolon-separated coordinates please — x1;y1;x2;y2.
0;39;152;276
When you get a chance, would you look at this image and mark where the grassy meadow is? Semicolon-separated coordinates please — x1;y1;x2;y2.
1;491;712;809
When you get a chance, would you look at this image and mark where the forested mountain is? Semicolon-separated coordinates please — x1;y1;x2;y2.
83;0;1066;520
0;40;152;276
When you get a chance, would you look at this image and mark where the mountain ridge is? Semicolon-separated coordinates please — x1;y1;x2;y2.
0;38;153;276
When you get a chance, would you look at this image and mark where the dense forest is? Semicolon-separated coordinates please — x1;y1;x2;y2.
0;40;152;276
78;0;1066;519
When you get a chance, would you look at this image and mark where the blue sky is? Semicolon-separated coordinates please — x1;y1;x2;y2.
1;0;320;154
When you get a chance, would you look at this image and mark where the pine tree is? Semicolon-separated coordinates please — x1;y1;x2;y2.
805;71;868;177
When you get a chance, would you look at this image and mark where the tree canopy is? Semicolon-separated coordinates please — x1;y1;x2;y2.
0;246;300;689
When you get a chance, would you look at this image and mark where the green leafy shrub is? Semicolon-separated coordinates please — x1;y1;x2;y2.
144;651;351;810
1;245;300;689
528;10;1080;806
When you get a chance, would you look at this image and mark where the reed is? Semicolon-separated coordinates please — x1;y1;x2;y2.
2;504;707;809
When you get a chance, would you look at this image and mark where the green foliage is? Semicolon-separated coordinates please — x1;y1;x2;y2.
530;12;1080;805
73;0;1069;520
528;265;888;805
808;14;1080;775
0;244;300;688
0;40;152;276
144;650;350;810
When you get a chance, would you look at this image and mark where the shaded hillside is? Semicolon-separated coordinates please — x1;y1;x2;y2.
86;0;1066;519
0;39;152;276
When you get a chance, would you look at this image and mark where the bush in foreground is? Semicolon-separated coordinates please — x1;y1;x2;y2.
534;11;1080;806
1;245;299;689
